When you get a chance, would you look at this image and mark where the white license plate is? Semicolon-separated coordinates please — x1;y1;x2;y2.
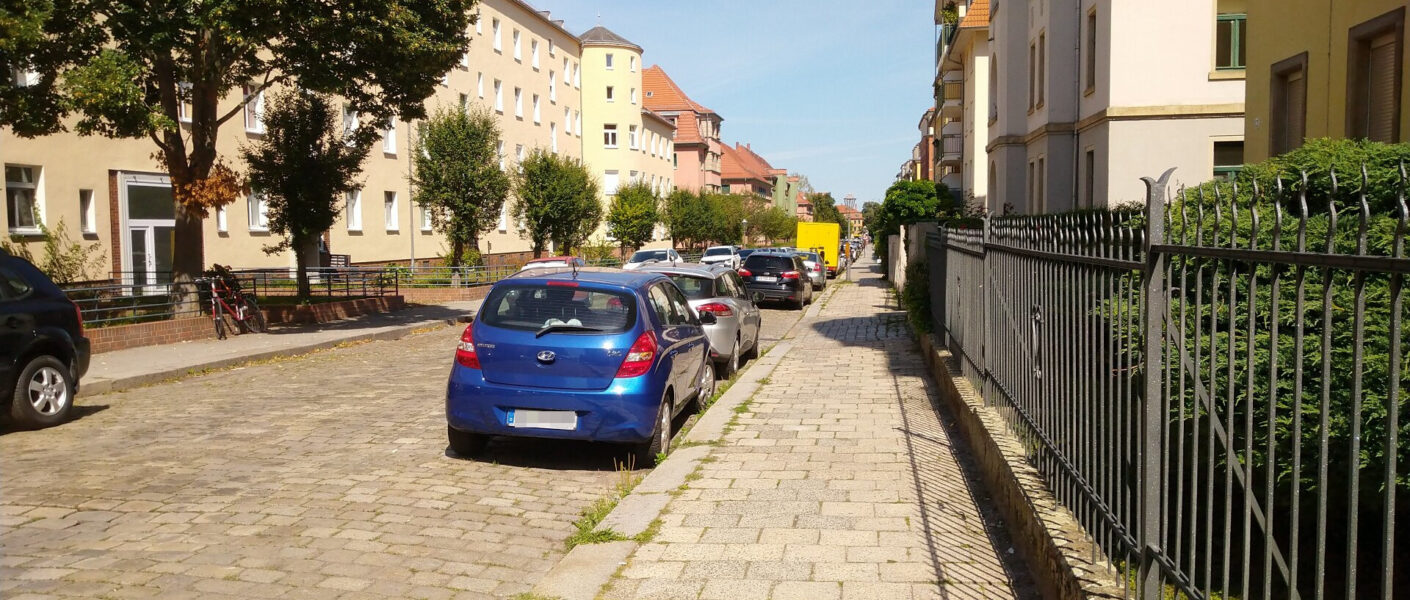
755;276;777;283
506;409;578;430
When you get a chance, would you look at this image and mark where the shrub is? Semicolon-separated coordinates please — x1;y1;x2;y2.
901;259;932;334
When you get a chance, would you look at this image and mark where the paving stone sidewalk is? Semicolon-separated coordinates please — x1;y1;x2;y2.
602;264;1034;600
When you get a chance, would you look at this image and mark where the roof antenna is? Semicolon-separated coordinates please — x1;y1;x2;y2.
596;12;601;25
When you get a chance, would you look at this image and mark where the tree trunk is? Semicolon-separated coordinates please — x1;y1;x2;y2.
295;236;319;299
467;232;481;266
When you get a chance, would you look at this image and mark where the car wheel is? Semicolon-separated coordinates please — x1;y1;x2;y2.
447;426;488;457
696;361;716;408
635;395;672;467
718;338;740;379
10;355;75;429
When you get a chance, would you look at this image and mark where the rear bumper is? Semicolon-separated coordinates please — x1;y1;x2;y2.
445;365;665;443
745;283;803;302
702;319;741;361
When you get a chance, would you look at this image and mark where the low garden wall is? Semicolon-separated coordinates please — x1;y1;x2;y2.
398;287;491;305
88;316;217;354
261;296;405;326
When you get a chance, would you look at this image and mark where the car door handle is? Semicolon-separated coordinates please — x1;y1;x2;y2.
4;316;20;328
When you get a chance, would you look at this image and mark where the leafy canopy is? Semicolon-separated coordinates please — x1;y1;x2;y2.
412;105;510;266
606;181;660;252
512;149;601;257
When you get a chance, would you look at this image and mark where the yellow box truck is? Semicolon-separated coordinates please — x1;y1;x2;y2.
796;221;842;278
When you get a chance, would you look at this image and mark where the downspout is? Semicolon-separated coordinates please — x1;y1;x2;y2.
1073;0;1082;209
407;118;416;268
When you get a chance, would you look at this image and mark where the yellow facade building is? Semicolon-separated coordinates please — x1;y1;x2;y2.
1245;0;1407;161
577;26;676;248
1;0;585;278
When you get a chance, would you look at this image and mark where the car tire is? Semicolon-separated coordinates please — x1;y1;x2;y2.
10;355;75;429
717;338;740;379
447;426;488;457
635;395;672;467
697;361;715;406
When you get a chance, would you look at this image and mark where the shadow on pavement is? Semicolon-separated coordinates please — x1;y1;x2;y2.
0;403;110;437
259;303;475;336
444;435;649;473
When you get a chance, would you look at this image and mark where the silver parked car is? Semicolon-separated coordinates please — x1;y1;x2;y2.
699;245;740;269
796;251;826;291
623;248;683;270
639;263;762;378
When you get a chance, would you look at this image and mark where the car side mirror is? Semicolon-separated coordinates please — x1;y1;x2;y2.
751;292;765;304
698;311;718;325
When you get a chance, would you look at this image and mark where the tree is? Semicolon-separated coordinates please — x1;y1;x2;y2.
241;90;370;298
750;206;797;245
606;181;660;253
664;189;710;250
703;194;747;246
870;180;955;264
512;149;601;257
4;0;477;304
412;106;510;266
808;192;848;234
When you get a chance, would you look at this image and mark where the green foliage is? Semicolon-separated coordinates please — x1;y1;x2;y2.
606;181;659;252
809;192;850;236
664;191;757;249
241;90;370;296
1;218;107;284
748;205;797;245
901;260;932;334
413;105;509;266
512;148;601;257
870;180;956;264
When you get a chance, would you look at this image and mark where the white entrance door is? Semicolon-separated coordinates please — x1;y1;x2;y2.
121;174;176;292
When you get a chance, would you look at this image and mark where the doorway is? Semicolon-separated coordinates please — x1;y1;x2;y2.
120;174;175;291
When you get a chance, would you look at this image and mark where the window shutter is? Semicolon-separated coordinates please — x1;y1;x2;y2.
1367;33;1399;142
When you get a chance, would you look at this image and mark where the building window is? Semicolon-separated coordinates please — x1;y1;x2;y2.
514;87;523;118
576;110;582;135
564;58;571;82
492;19;501;52
421;203;433;231
1270;53;1309;155
531;39;539;69
1084;150;1096;208
603;170;620;196
459;51;469;68
516;144;524;165
79;189;95;234
1213;141;1245;180
459;93;468;111
629;125;639;149
475;13;482;35
1028;43;1036;110
532;94;541;124
498;204;507;232
606;86;615;102
989;54;999;123
383;117;397;154
604;124;618;148
242;84;265;133
1347;8;1405;143
1037;33;1046;108
1027;161;1035;209
1215;12;1247;70
5;165;39;232
439;71;449;87
177;82;192;123
494;79;503;113
345;190;362;231
564;107;572;132
574;63;580;87
477;73;485;98
631;87;637;104
497;140;505;170
551;123;558;153
216;205;227;233
549;71;557;102
1037;158;1046;213
1086;10;1097;92
248;191;269;231
606;53;615;69
630;56;637;72
381;191;397;231
512;29;521;61
548;39;555;56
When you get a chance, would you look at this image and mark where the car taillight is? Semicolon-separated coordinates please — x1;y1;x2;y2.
697;302;733;317
71;300;84;337
782;271;800;280
615;331;658;378
737;268;752;277
455;325;481;369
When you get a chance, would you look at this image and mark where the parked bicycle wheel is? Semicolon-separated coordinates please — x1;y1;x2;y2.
243;294;268;333
213;302;234;339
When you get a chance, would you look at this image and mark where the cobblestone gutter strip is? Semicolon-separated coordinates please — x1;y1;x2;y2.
82;316;468;396
530;284;841;600
917;333;1127;600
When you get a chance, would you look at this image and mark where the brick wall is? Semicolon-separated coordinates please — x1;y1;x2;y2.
398;287;491;305
262;296;406;325
88;316;217;354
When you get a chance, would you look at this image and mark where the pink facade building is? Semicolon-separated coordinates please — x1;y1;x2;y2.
643;66;723;193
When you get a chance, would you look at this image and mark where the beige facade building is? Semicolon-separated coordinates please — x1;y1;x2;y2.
2;0;584;277
578;26;677;248
938;0;1245;214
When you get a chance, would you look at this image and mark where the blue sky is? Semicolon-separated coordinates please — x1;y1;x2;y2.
537;0;935;207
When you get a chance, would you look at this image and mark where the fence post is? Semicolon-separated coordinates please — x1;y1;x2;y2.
979;214;992;380
1138;168;1175;599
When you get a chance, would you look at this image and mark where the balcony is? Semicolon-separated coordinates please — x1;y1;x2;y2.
941;119;961;138
940;83;963;118
939;134;962;167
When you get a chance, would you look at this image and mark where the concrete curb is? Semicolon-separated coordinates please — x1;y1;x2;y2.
529;283;841;600
81;316;468;396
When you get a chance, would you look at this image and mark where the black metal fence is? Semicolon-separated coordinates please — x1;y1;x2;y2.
926;168;1407;599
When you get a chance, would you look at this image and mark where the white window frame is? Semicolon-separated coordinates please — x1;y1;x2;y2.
497;141;506;170
475;13;482;35
215;205;227;233
606;86;615;102
532;94;541;124
5;165;41;234
492;19;501;52
345;190;362;231
478;73;485;98
629;125;638;149
516;144;524;165
514;87;523;118
551;122;559;153
549;72;557;103
384;191;399;231
630;56;637;72
498;204;508;232
512;29;521;61
342;105;358;145
604;124;618;148
605;53;615;69
564;107;572;132
79;189;96;234
575;110;582;135
574;63;580;88
603;170;620;196
564;58;571;82
242;84;265;134
494;79;504;113
248;191;269;232
531;39;539;69
383;117;397;154
631;87;637;104
459;50;469;68
420;203;433;231
177;82;192;123
549;39;556;56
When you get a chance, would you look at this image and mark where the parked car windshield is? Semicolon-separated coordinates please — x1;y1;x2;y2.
703;247;733;257
629;250;669;263
743;254;794;271
665;275;717;300
479;284;636;333
800;252;821;263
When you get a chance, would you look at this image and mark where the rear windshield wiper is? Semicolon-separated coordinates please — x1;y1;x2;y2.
535;323;604;337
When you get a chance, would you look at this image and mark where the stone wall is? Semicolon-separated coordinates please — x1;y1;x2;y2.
262;296;406;326
88;316;217;354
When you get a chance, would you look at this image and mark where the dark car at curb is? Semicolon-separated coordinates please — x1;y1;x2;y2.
737;252;813;310
0;252;90;429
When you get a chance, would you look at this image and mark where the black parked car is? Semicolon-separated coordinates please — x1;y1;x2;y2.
737;252;813;310
0;253;89;429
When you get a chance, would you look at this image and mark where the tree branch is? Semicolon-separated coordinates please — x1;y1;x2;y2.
215;68;285;126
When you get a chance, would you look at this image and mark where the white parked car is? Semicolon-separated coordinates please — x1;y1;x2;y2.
699;245;741;270
622;248;683;270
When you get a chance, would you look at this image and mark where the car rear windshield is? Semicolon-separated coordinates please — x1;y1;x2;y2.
666;275;717;300
743;254;794;272
630;250;669;263
703;247;732;256
479;284;636;333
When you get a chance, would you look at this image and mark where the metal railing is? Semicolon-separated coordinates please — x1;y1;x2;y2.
927;168;1407;599
62;276;206;326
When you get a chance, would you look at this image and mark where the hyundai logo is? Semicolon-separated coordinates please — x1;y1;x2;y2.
536;350;556;363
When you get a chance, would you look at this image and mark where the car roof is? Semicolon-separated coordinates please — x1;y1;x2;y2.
636;263;731;278
503;267;666;288
524;256;579;263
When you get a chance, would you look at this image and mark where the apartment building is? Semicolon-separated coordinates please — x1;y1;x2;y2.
1;0;584;277
943;0;1245;214
720;143;776;196
1245;0;1407;162
578;26;676;248
642;66;724;194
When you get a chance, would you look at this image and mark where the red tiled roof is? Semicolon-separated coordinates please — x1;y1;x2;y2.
642;66;714;114
721;143;774;184
958;0;989;28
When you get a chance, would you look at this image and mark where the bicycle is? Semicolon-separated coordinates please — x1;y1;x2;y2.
200;265;268;339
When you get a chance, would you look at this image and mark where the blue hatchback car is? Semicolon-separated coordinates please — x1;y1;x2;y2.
446;268;716;465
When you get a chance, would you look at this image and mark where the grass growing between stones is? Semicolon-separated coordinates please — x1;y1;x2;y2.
563;458;643;550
